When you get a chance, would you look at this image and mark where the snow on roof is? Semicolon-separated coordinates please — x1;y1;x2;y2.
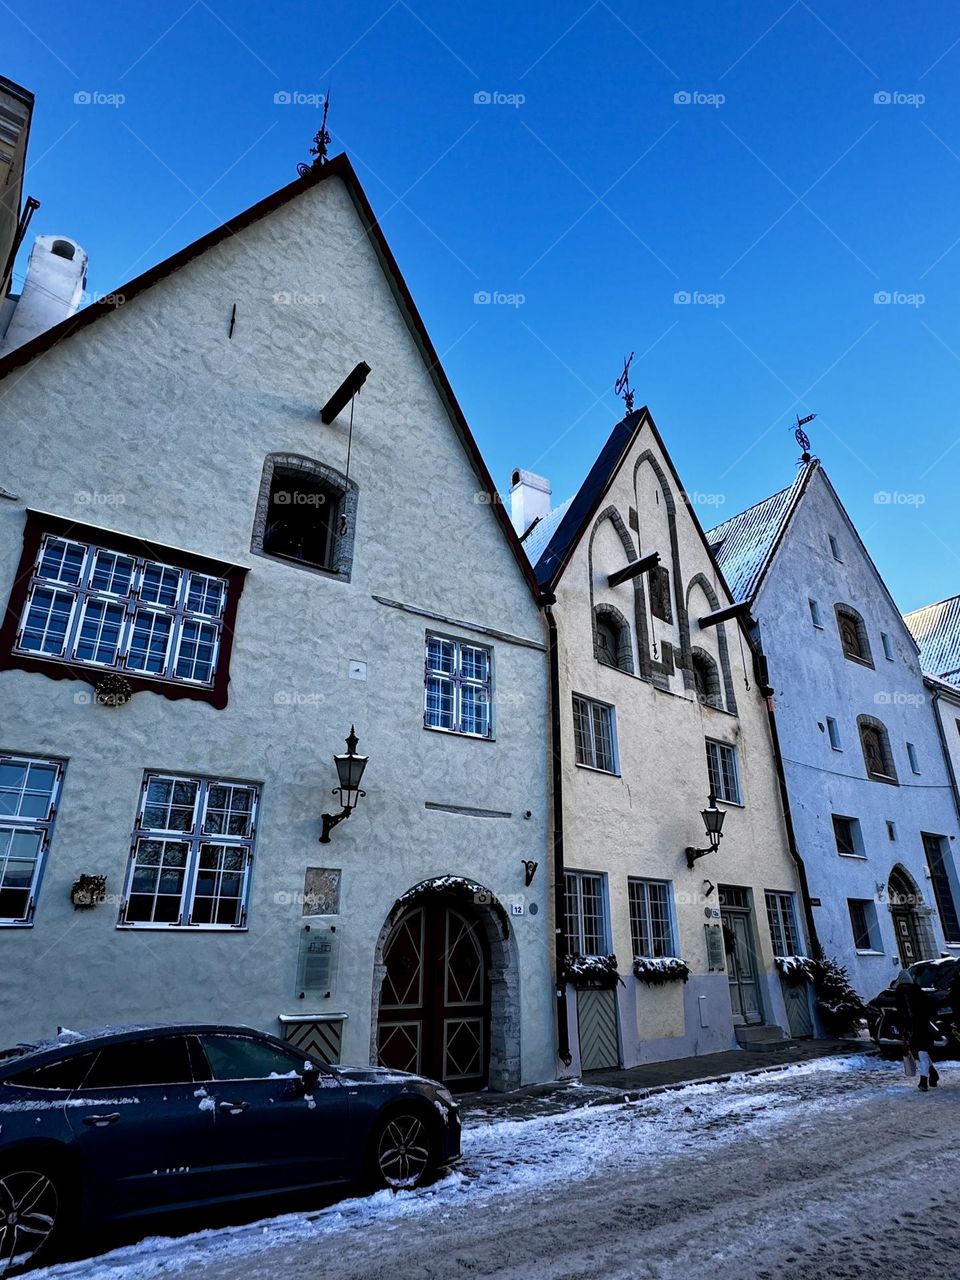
904;594;960;686
705;472;805;603
520;496;573;570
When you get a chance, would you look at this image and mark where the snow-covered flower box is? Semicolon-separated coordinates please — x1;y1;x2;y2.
562;954;622;989
775;955;814;986
632;956;690;986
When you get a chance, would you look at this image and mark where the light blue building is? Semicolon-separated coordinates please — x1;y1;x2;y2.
707;460;960;999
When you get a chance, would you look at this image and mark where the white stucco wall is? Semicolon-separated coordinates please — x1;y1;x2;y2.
753;469;960;998
552;418;804;1066
0;174;555;1086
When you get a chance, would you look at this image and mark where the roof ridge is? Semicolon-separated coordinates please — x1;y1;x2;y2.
904;593;960;619
704;479;795;539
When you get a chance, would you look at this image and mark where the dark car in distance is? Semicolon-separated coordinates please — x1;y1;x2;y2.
866;956;960;1054
0;1023;461;1272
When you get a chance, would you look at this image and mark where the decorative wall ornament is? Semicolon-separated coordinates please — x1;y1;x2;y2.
70;874;107;910
94;674;132;707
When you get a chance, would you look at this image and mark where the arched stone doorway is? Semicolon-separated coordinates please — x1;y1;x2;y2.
371;878;520;1093
888;866;934;965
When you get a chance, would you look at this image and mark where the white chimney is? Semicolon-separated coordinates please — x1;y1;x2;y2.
510;468;551;536
0;234;88;356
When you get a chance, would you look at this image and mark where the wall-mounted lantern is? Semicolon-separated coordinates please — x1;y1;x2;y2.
685;791;725;869
319;726;368;843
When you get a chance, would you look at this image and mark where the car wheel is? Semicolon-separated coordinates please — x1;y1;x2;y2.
370;1109;435;1191
0;1161;68;1274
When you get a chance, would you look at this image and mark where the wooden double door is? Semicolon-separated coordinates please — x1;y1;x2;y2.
377;901;490;1091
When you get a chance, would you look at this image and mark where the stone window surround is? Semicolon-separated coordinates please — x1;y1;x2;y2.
857;713;899;785
592;602;635;675
691;646;724;711
835;602;874;668
251;452;359;582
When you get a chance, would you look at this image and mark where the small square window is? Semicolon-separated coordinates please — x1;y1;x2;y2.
907;742;921;774
809;599;823;628
572;696;618;773
829;535;842;561
881;632;894;661
832;814;864;858
826;717;842;750
706;739;741;804
848;898;879;951
424;636;493;739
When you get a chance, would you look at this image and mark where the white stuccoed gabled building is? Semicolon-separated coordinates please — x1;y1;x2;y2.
0;155;555;1091
513;408;812;1071
708;460;960;998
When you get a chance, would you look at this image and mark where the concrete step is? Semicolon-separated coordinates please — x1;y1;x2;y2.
735;1024;796;1050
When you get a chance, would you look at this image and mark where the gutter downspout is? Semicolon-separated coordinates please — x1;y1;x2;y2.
544;599;572;1066
752;636;821;958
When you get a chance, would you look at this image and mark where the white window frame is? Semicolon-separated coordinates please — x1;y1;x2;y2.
423;634;494;739
628;877;677;959
0;753;65;926
907;741;921;774
826;716;842;751
564;870;609;956
765;890;801;958
832;813;865;859
848;897;881;953
119;773;260;930
881;631;894;661
705;738;742;805
809;598;823;628
829;535;842;562
572;694;619;774
15;534;227;688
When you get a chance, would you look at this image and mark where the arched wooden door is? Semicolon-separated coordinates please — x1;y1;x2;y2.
889;868;925;965
377;901;490;1091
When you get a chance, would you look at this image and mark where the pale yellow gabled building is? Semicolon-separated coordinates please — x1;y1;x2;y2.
515;407;814;1071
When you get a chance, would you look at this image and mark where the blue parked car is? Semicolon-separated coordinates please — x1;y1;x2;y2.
0;1023;461;1272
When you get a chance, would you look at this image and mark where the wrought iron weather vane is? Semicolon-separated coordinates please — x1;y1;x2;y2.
794;412;816;463
297;93;332;177
615;352;635;414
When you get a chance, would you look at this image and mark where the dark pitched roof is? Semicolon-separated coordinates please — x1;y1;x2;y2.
530;407;742;619
904;594;960;685
531;411;646;590
0;153;540;599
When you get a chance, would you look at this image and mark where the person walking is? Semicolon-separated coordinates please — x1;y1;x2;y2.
896;968;940;1092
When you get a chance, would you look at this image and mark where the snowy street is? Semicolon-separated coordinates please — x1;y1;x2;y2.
31;1053;960;1280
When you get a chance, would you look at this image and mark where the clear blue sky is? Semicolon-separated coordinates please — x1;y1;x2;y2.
7;1;960;611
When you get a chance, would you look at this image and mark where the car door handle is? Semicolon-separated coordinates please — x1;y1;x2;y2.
218;1101;249;1115
83;1113;120;1127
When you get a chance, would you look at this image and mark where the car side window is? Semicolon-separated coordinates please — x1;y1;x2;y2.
198;1035;307;1081
81;1037;193;1089
8;1052;97;1091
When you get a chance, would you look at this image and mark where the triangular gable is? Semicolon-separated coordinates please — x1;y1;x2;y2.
0;153;540;599
532;407;742;617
